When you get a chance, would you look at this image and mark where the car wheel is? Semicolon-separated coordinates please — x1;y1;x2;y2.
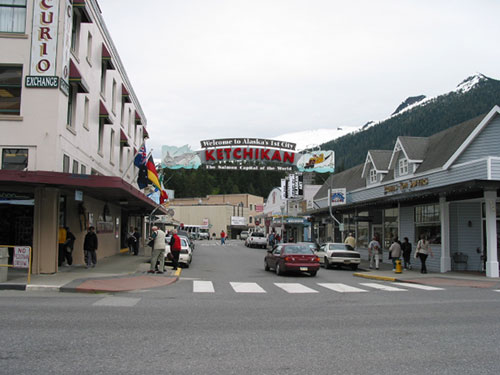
264;260;270;271
276;263;283;276
324;257;330;269
310;271;317;277
350;264;358;270
184;262;190;268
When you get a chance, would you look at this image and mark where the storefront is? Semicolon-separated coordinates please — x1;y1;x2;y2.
309;106;500;277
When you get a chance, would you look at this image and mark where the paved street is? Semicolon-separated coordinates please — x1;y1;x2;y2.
1;241;500;375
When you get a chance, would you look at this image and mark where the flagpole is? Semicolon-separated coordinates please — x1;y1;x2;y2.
121;142;151;179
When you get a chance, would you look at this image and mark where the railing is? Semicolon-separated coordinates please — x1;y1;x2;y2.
0;245;32;284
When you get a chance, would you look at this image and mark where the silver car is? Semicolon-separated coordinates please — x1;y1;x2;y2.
315;242;361;270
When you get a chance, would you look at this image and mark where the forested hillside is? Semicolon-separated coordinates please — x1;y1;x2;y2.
322;74;500;172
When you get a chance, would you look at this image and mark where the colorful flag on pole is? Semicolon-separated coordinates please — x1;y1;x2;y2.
134;144;147;167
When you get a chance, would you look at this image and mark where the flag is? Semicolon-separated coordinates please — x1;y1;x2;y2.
137;164;149;189
160;189;168;204
146;156;162;191
134;144;147;167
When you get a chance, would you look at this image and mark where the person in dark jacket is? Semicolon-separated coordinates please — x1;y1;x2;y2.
83;226;98;268
401;237;412;270
63;227;76;266
132;227;141;256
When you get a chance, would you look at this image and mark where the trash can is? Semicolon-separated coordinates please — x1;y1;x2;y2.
0;247;9;282
395;259;403;274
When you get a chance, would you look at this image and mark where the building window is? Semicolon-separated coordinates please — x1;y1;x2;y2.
63;154;70;173
81;164;86;174
249;216;253;224
83;96;89;130
1;148;27;170
66;85;77;127
71;8;81;53
110;129;115;164
100;61;106;96
369;169;377;183
98;122;104;155
383;208;398;249
0;65;22;115
128;108;132;136
250;204;253;210
72;160;79;173
86;32;93;64
119;145;124;172
399;158;408;176
0;0;26;33
112;79;117;114
120;98;126;127
415;204;441;244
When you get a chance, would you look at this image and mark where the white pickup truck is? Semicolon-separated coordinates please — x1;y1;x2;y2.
246;232;267;249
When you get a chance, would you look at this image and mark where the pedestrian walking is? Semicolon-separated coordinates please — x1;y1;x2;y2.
415;234;433;274
63;227;75;266
368;235;381;270
169;229;181;270
401;237;412;269
268;232;275;248
132;227;141;256
389;237;402;271
127;226;136;254
220;230;226;245
83;226;98;268
148;226;166;274
344;232;356;250
57;226;67;267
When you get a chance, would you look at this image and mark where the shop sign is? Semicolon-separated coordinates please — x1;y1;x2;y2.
25;75;59;88
286;217;305;224
384;178;429;195
13;247;30;269
231;216;246;226
59;78;70;96
0;192;33;200
330;188;346;206
30;0;60;77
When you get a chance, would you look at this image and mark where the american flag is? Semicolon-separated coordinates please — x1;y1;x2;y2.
134;144;147;167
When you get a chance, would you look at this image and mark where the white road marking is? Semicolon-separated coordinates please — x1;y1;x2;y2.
360;283;407;291
494;290;500;293
193;280;215;293
317;283;368;293
230;282;267;293
93;297;141;307
274;283;319;294
393;282;444;291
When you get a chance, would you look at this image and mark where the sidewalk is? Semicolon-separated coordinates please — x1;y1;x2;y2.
0;251;180;293
354;259;500;289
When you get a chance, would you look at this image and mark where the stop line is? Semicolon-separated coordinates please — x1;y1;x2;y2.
192;280;445;294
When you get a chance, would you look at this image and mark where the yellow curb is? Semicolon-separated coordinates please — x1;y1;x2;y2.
353;272;397;282
119;248;129;254
173;268;182;277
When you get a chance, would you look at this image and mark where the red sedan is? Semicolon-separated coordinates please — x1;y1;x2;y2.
264;243;320;276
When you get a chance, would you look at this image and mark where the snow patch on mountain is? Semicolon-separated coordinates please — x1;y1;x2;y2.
274;127;352;151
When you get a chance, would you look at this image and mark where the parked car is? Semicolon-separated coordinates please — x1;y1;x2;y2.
297;241;320;253
165;236;193;268
264;243;320;276
246;232;267;248
240;231;249;240
315;242;361;270
199;230;209;240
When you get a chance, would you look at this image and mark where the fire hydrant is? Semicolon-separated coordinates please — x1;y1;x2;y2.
395;259;403;274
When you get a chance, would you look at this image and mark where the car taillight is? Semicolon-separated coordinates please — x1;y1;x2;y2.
284;256;292;262
314;256;320;262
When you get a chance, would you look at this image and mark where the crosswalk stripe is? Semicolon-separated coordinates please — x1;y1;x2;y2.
193;280;215;293
93;297;141;307
360;283;407;291
393;282;444;291
274;283;319;294
230;282;267;293
317;283;368;293
494;290;500;293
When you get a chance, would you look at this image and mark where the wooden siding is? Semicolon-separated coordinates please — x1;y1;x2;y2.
449;202;483;271
455;116;500;165
491;158;500;179
399;206;415;245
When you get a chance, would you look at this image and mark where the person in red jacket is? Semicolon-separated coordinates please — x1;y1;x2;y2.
169;229;182;270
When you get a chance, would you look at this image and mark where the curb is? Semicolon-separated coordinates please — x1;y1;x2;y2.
353;272;397;282
0;283;26;291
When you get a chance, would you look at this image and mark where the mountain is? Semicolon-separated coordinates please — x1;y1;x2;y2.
321;73;500;172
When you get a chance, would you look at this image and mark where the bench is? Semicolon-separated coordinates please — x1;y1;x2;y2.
452;252;468;271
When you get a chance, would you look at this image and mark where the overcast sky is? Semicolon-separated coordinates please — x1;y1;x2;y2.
98;0;500;157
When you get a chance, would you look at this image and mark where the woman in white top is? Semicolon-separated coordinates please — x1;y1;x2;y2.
415;234;433;274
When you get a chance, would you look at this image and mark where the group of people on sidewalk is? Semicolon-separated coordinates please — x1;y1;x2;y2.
148;226;181;274
58;225;98;269
363;233;433;273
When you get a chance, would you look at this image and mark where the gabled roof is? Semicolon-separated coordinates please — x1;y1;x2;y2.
315;164;365;200
361;150;392;177
399;137;428;161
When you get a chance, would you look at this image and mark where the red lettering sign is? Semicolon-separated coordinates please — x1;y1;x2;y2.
205;150;215;161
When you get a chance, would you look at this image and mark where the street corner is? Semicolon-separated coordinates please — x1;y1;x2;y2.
67;274;179;294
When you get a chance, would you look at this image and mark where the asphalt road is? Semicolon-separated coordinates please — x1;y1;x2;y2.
1;240;499;375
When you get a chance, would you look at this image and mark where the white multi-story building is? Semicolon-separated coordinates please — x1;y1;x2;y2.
0;0;160;274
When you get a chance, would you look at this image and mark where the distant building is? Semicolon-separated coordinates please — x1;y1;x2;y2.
0;0;159;273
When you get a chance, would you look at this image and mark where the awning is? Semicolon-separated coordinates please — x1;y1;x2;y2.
72;0;92;23
99;100;112;125
120;129;130;147
0;170;167;215
69;59;89;93
101;43;115;70
142;127;149;139
135;110;142;125
121;84;131;103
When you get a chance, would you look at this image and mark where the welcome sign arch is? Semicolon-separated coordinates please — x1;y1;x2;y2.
161;138;335;173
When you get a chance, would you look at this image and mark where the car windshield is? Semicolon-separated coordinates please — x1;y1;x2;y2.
284;245;313;255
328;244;351;250
252;232;265;237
